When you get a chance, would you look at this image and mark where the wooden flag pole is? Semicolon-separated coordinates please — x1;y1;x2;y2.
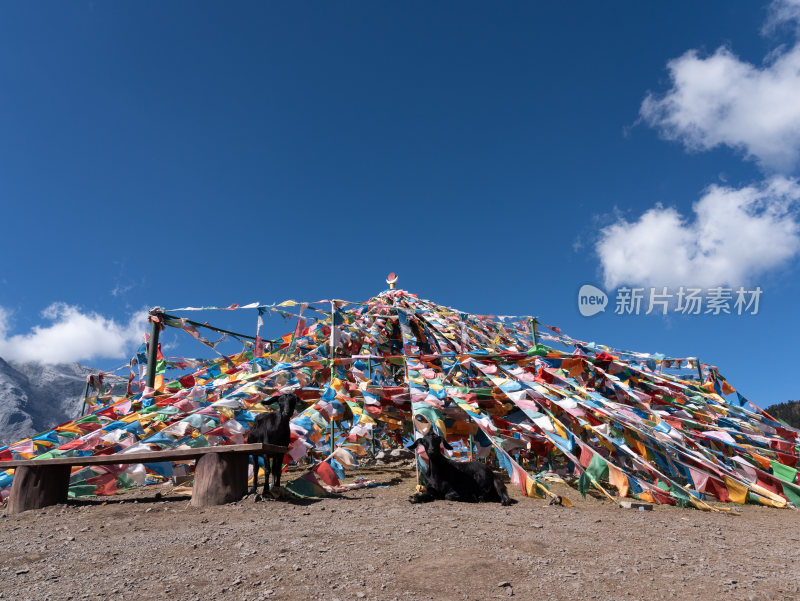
145;308;162;390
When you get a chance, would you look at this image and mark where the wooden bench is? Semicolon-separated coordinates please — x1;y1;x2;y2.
2;443;288;514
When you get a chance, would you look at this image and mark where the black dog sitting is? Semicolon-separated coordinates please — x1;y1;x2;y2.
408;431;517;506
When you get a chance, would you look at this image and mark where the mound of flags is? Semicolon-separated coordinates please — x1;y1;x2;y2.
2;288;798;511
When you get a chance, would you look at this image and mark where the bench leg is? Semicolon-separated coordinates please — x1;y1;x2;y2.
8;465;71;515
191;452;248;507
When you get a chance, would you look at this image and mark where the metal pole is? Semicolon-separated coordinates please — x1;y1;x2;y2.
145;308;162;390
696;360;703;385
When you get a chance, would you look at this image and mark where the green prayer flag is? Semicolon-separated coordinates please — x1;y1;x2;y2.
670;485;691;508
770;459;798;485
68;485;97;499
780;481;800;506
577;471;590;498
183;436;209;448
32;450;57;460
116;473;136;489
75;415;101;424
586;453;609;482
285;474;328;499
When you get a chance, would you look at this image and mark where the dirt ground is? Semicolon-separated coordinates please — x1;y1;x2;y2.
1;464;798;601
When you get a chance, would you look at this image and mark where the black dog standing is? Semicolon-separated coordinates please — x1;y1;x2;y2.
247;393;298;498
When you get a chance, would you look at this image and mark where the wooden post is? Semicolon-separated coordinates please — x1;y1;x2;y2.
367;358;375;457
78;377;92;418
329;300;336;359
8;465;71;514
326;300;342;457
402;354;421;489
529;318;539;348
191;452;249;506
145;308;162;390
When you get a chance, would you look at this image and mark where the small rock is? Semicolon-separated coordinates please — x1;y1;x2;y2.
498;581;511;587
356;593;366;599
15;569;29;576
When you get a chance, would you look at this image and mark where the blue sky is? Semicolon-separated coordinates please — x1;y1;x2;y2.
1;1;799;406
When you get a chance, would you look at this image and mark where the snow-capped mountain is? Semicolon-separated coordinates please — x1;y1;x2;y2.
0;358;99;446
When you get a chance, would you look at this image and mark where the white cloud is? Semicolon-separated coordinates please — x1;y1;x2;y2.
765;0;800;33
0;304;147;364
641;2;800;173
110;283;134;297
596;178;800;289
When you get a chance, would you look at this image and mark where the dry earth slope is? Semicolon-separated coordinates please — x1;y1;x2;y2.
1;466;798;601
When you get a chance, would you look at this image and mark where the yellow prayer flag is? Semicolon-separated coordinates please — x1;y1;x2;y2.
723;476;748;504
638;490;655;503
608;464;629;498
217;407;235;419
